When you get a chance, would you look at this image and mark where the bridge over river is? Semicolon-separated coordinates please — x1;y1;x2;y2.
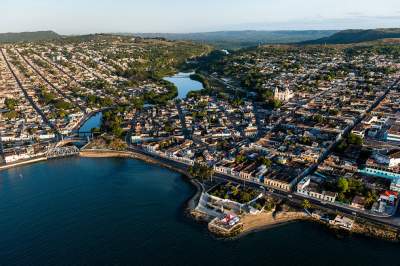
49;131;94;158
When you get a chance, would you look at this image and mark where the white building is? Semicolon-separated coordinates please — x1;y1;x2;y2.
297;176;337;203
373;150;400;168
274;87;294;102
386;124;400;143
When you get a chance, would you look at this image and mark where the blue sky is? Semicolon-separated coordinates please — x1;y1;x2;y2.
1;0;400;34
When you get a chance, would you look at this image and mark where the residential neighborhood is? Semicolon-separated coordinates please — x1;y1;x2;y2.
1;34;400;241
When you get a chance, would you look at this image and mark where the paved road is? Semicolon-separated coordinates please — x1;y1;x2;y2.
302;77;400;179
364;137;400;150
202;73;247;95
0;48;60;136
36;53;79;84
175;100;191;139
135;75;400;227
15;49;86;113
128;145;400;228
71;59;102;80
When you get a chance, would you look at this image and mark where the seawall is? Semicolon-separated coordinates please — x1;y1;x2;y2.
0;157;47;171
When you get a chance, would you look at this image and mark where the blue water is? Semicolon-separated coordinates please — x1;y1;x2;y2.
79;112;103;132
0;158;399;266
164;72;204;99
79;112;102;132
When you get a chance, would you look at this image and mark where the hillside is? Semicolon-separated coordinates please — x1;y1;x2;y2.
132;30;337;49
0;31;61;43
301;28;400;45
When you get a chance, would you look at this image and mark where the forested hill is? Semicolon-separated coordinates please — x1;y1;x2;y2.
0;31;61;43
301;28;400;45
132;30;338;49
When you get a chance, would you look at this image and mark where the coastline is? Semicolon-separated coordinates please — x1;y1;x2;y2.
2;149;399;242
0;157;47;171
240;211;309;236
80;149;207;221
79;149;191;177
79;149;203;210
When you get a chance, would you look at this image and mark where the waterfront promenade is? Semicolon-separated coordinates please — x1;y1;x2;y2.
3;144;399;230
1;146;399;241
80;146;400;230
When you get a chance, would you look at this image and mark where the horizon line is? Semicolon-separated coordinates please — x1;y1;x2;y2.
1;26;400;36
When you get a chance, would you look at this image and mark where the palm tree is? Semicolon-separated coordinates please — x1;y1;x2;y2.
302;199;311;210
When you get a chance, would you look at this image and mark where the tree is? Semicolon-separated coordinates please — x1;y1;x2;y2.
3;110;18;120
312;114;324;123
99;97;113;107
302;199;311;209
258;157;272;168
337;177;349;193
188;163;214;181
131;96;144;109
328;108;339;116
261;90;274;101
231;98;243;107
40;89;55;104
164;121;174;133
101;110;124;137
54;99;73;110
241;192;252;203
235;154;246;164
110;138;128;151
335;140;348;153
268;98;282;109
299;136;312;146
5;98;18;111
231;186;239;197
337;193;346;202
365;191;378;209
91;127;101;134
348;133;363;146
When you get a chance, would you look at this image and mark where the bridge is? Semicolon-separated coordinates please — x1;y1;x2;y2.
56;137;90;147
46;146;80;159
55;131;94;147
73;131;94;138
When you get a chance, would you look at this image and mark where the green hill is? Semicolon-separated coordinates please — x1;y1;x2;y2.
132;30;338;49
0;31;61;43
301;28;400;45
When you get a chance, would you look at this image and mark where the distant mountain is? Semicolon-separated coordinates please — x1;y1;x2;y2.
301;28;400;44
131;30;338;49
0;31;61;43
